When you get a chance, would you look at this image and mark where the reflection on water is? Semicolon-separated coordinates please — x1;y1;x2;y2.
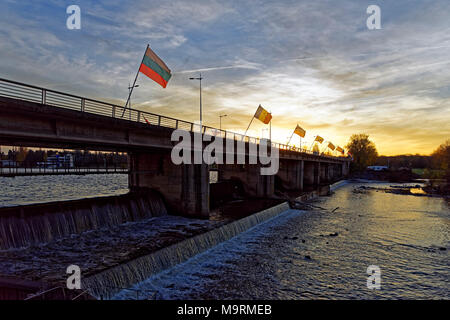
116;182;449;300
0;174;129;207
410;188;427;195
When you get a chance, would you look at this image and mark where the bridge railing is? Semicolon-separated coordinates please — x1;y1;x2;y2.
0;78;346;161
0;160;128;176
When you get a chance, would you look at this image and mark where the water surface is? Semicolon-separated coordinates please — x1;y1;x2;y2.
0;174;129;207
115;182;449;300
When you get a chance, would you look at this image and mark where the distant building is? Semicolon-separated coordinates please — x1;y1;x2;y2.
37;154;74;168
367;165;388;171
0;160;17;167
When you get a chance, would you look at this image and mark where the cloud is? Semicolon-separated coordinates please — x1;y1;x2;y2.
0;0;449;155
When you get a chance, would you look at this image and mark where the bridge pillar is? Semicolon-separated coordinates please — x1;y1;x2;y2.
328;164;335;182
304;161;320;188
342;162;350;177
218;164;274;198
320;162;329;183
128;152;209;217
276;159;303;191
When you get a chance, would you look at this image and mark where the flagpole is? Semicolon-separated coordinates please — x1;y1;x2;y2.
287;131;295;146
121;44;149;118
269;111;272;142
244;117;254;137
310;137;316;151
320;141;327;153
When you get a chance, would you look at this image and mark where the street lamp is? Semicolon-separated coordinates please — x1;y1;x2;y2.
219;114;227;131
189;73;203;128
127;83;139;120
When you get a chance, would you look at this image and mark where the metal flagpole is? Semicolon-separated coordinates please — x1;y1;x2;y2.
269;110;272;142
321;142;328;154
121;44;149;118
287;131;295;146
310;137;316;151
244;117;254;137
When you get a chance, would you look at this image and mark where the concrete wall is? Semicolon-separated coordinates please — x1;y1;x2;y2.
303;161;321;188
218;163;274;198
276;159;303;191
128;151;209;217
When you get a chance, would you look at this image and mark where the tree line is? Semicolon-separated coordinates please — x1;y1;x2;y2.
0;148;128;168
345;135;450;180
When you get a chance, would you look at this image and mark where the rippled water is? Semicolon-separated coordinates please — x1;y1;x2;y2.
115;182;449;300
0;174;129;207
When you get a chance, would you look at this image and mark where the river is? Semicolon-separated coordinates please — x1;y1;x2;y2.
0;172;220;208
0;174;129;207
114;181;449;300
0;176;448;299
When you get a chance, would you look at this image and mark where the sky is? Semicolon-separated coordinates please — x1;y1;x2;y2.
0;0;449;155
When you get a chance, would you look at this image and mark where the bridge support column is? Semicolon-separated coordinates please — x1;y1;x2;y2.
276;159;303;191
320;163;329;183
304;161;320;188
128;152;209;217
218;164;274;198
342;162;350;177
327;164;334;182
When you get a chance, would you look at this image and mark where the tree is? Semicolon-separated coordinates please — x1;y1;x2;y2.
431;140;450;181
346;134;378;172
15;147;28;162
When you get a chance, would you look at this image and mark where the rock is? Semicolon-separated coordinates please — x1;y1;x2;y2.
329;232;339;237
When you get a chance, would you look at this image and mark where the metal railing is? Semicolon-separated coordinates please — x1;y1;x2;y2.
0;78;346;160
0;160;128;177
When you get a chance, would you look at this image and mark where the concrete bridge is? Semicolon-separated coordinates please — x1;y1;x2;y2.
0;78;351;217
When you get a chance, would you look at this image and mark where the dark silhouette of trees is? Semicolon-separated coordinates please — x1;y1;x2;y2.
2;148;128;168
375;155;431;169
346;134;378;172
431;140;450;181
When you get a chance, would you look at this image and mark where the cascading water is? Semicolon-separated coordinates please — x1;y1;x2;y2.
83;202;290;299
0;190;167;250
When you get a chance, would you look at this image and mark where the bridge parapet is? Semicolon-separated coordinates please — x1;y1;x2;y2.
0;78;350;162
0;78;351;218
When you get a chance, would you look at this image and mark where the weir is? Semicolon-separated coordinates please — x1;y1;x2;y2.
83;202;290;299
0;190;167;250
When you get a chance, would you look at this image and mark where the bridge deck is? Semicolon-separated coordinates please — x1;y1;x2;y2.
0;78;349;164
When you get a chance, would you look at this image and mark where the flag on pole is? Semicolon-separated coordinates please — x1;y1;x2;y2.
314;136;324;143
254;105;272;124
328;142;335;150
336;146;344;154
294;125;306;138
143;115;151;125
139;46;172;88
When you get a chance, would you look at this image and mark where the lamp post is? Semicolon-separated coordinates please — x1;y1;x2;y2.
189;73;203;129
219;114;227;131
127;83;139;120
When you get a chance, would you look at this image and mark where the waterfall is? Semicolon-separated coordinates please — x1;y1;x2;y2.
0;191;167;250
83;202;290;299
